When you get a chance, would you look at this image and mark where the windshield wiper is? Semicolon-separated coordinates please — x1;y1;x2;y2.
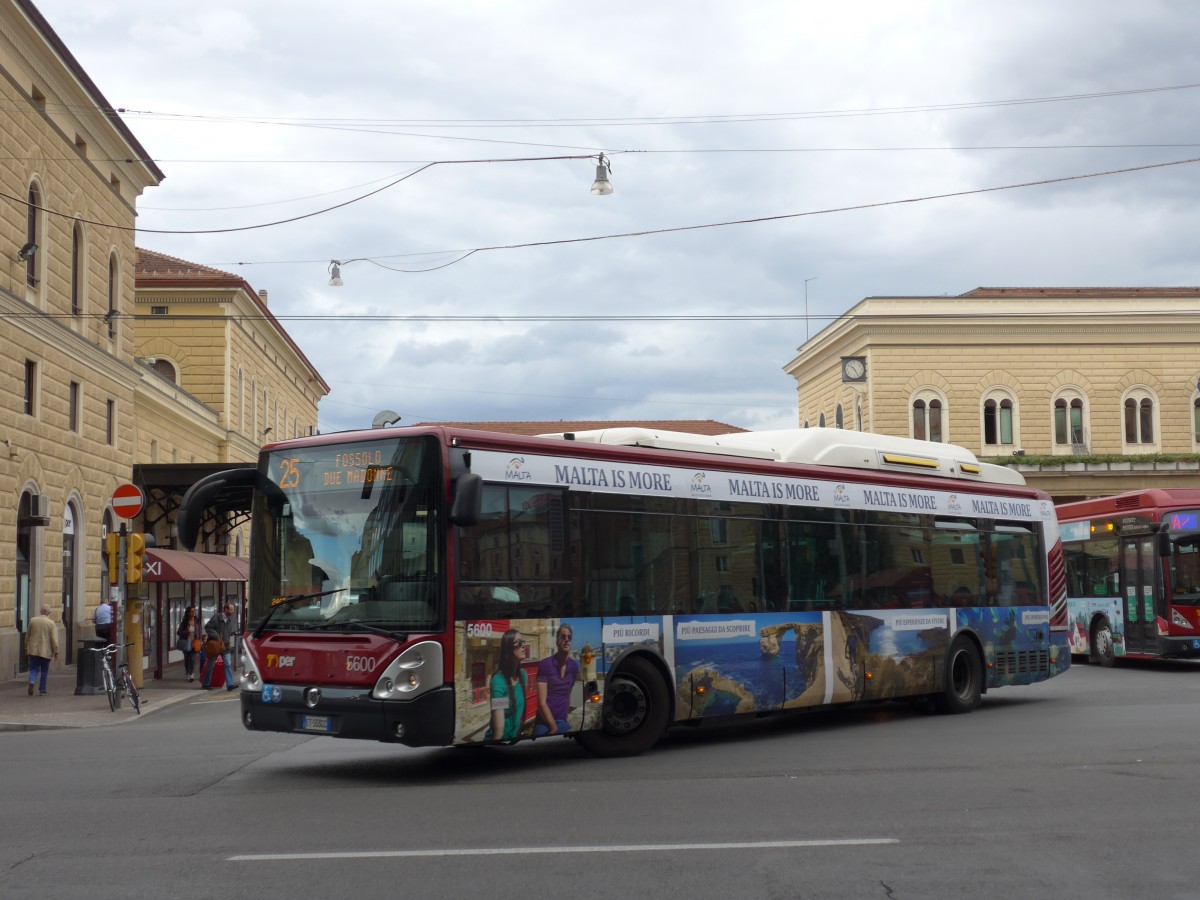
253;587;348;638
301;618;406;641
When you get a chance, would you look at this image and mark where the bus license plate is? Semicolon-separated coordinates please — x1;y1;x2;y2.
300;715;331;733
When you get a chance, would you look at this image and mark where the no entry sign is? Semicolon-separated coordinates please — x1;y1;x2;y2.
111;483;144;519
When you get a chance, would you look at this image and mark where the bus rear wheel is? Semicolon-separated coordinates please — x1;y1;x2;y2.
1089;619;1116;667
576;656;669;758
932;637;983;714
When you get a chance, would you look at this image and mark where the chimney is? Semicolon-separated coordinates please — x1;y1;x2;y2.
258;289;268;306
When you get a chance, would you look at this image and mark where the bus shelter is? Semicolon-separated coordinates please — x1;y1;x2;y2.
131;548;248;680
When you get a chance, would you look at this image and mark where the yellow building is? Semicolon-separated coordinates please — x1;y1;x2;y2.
1;0;162;674
1;2;327;681
784;287;1200;500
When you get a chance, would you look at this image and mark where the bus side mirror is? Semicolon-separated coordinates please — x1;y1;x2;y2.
1159;531;1171;557
450;473;483;527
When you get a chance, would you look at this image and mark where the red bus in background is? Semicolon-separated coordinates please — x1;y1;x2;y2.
1057;489;1200;665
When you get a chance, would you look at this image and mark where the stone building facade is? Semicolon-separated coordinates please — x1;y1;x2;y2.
784;288;1200;500
1;0;162;676
0;2;327;681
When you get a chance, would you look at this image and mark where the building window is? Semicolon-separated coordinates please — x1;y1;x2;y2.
106;400;114;445
107;255;117;340
1194;397;1200;443
835;404;844;429
26;183;40;288
1122;391;1157;448
150;305;168;316
912;392;945;442
983;396;1015;446
69;382;79;432
818;412;826;427
151;359;177;383
71;222;84;317
24;359;37;415
1054;395;1086;447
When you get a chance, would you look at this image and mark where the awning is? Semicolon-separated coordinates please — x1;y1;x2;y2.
143;548;249;583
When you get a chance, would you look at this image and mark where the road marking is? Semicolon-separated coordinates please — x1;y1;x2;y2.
230;838;898;862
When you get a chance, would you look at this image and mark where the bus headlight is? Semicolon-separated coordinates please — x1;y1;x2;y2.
372;640;442;700
240;653;263;692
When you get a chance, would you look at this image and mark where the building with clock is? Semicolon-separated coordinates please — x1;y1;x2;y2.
783;287;1200;500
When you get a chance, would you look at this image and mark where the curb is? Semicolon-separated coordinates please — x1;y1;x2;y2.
0;688;200;732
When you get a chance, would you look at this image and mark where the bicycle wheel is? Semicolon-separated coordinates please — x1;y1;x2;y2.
121;670;141;714
101;664;117;712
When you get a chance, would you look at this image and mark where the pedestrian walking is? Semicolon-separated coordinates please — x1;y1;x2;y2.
177;606;199;682
200;602;239;692
26;604;59;696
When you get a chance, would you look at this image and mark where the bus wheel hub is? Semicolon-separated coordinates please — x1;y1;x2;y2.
604;679;648;732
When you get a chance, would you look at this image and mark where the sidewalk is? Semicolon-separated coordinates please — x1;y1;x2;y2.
0;661;233;731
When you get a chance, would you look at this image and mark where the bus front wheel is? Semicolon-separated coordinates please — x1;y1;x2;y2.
1089;619;1116;668
932;637;983;714
576;656;669;758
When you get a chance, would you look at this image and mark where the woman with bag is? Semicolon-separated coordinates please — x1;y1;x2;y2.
176;606;199;682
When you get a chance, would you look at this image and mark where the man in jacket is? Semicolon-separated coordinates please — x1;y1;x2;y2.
200;602;239;692
26;605;59;696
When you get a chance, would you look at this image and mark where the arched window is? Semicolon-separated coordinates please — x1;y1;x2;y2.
26;183;41;289
151;358;177;383
818;412;826;427
71;221;84;318
983;395;1015;446
1122;390;1157;448
1053;394;1086;447
911;391;945;442
106;253;118;340
835;404;844;429
1193;396;1200;444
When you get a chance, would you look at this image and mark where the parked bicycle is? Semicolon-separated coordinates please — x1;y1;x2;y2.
99;643;140;714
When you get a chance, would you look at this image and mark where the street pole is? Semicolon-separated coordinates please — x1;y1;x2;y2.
115;523;126;708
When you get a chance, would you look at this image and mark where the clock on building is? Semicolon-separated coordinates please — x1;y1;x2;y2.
841;356;866;382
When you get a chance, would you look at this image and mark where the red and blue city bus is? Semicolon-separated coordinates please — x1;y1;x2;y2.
178;425;1070;756
1057;488;1200;665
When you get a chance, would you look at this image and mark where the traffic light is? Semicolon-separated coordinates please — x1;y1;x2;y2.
106;533;119;585
126;533;146;584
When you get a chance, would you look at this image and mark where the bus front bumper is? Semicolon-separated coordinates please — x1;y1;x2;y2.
239;684;455;746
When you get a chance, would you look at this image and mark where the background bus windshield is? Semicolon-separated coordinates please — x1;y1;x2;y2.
247;436;442;632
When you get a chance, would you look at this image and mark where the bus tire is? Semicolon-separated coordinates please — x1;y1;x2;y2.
576;656;669;758
1089;618;1116;668
932;636;983;715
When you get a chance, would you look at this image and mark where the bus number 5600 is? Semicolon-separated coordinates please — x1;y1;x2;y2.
346;656;378;673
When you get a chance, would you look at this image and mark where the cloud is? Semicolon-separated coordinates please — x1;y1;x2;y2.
34;0;1200;436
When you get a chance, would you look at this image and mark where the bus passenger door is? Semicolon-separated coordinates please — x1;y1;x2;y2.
1121;537;1159;655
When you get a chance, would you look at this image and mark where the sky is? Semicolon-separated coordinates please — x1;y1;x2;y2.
32;0;1200;435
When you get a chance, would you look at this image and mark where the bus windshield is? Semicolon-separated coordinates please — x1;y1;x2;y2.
246;435;443;633
1167;509;1200;604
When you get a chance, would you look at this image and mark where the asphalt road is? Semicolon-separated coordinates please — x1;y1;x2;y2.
1;659;1197;900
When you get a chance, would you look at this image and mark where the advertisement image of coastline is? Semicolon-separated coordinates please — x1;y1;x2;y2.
674;610;949;717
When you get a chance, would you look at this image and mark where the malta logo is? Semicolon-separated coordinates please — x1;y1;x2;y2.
505;457;532;480
690;472;712;495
